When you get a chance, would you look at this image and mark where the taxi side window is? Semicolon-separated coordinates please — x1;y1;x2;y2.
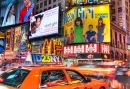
41;70;68;88
66;70;85;84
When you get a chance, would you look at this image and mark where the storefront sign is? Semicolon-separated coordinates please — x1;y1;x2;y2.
76;53;110;59
32;54;63;65
64;44;98;54
100;44;110;54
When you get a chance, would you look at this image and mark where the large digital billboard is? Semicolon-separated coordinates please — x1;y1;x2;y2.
64;4;110;44
0;0;34;27
29;6;59;39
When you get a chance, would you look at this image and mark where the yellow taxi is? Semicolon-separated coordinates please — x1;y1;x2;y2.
0;65;109;89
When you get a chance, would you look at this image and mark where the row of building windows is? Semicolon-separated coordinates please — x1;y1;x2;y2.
36;2;61;10
111;7;122;14
112;15;129;21
37;0;57;3
111;0;122;6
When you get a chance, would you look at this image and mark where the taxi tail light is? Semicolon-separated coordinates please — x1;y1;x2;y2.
0;78;4;82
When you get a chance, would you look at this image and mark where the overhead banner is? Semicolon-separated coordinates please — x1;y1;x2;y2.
64;4;110;44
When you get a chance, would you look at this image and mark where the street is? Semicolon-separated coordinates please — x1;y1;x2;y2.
92;76;130;89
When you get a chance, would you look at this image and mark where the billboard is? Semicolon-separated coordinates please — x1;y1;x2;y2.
0;0;34;27
20;23;29;51
29;6;59;39
14;26;21;52
64;4;110;44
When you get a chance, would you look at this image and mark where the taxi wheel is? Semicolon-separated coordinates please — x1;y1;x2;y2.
99;86;105;89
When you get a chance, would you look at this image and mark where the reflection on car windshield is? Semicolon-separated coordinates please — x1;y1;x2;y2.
0;68;30;88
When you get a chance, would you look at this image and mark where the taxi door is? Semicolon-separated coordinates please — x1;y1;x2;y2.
40;69;77;89
64;69;93;89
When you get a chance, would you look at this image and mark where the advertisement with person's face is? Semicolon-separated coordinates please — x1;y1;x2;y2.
64;4;110;45
0;0;34;27
29;6;59;39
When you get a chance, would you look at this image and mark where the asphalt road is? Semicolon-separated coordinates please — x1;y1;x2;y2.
92;76;130;89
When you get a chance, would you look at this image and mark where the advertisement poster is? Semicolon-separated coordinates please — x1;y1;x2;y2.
0;32;5;54
64;4;110;44
29;6;59;39
20;23;29;50
0;0;34;27
6;30;11;50
31;54;63;65
14;26;21;52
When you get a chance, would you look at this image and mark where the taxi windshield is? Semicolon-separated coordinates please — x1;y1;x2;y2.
0;68;30;88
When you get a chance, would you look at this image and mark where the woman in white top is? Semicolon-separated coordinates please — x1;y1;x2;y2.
2;3;15;26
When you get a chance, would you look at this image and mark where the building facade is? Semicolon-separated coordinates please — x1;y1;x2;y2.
110;22;127;62
34;0;129;62
34;0;65;14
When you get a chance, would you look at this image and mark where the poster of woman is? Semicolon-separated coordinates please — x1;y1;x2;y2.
96;18;108;42
2;3;15;26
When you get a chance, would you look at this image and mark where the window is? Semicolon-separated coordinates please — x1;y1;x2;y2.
0;68;30;88
126;8;128;13
118;15;122;20
53;5;56;8
118;7;122;12
126;15;129;21
118;0;122;5
112;9;115;14
112;1;115;5
40;10;43;13
66;70;86;84
53;0;56;2
44;0;47;6
40;2;43;8
49;0;51;4
58;3;61;7
119;22;123;27
36;4;39;10
44;8;47;11
41;70;68;88
125;1;128;7
48;6;51;10
112;16;116;21
119;34;122;43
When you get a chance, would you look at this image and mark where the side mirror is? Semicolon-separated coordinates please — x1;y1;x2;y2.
86;77;91;82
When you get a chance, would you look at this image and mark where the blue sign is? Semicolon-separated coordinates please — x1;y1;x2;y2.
0;38;5;54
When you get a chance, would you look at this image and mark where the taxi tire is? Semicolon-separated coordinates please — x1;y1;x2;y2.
99;86;105;89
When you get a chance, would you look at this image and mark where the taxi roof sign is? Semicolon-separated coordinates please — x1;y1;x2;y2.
23;52;63;66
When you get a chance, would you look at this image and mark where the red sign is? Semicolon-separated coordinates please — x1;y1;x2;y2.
100;44;110;54
64;44;99;54
6;30;11;50
55;45;62;51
